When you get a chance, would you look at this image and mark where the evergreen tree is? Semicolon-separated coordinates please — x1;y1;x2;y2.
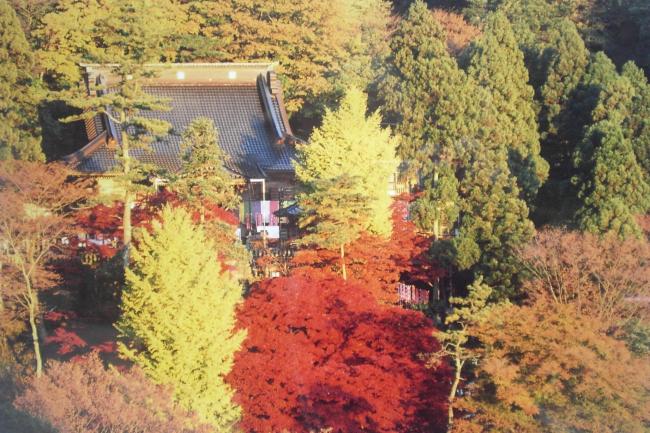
410;162;459;239
621;61;650;181
572;56;650;238
0;0;43;161
117;206;245;431
534;19;590;224
298;175;371;281
383;0;489;176
57;0;184;265
574;121;649;239
569;51;621;128
538;19;589;142
546;52;616;218
466;11;548;203
431;277;493;430
385;1;534;297
172;117;240;217
453;143;535;297
295;87;398;237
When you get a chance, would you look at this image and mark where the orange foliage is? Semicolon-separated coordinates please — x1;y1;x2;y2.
519;228;650;331
455;301;650;433
229;269;449;433
432;9;481;56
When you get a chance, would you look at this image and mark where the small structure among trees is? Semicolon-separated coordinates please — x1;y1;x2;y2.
62;63;299;251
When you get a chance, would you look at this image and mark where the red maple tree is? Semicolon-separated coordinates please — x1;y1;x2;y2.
228;269;449;433
61;191;244;322
73;190;239;260
292;196;444;304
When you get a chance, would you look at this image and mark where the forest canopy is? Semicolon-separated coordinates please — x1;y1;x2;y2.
1;1;649;433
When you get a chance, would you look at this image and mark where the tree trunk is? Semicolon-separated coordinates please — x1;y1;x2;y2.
340;244;347;281
199;204;205;224
0;276;4;312
447;353;464;430
433;170;440;239
122;124;132;268
27;291;42;377
123;191;133;267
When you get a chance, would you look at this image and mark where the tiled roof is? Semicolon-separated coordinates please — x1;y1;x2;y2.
67;69;296;179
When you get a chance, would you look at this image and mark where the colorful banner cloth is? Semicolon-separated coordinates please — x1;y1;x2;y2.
397;283;429;305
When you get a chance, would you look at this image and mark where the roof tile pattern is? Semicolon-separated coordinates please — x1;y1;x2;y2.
75;86;295;178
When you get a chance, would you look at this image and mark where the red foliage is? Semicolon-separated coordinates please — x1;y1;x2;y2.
229;269;449;433
43;310;77;322
73;190;239;260
43;311;119;360
45;328;87;355
91;341;118;354
292;196;445;304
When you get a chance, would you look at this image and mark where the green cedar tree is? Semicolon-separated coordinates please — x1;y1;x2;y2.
466;11;548;203
539;19;589;142
0;0;43;161
172;117;241;217
410;162;459;239
383;0;489;176
453;143;535;298
574;119;649;238
621;61;650;180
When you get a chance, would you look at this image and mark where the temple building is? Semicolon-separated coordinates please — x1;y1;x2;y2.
63;63;299;243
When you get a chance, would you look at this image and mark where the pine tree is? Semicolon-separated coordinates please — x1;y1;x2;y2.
466;11;548;203
117;206;245;431
295;87;398;237
0;0;43;161
172;117;241;218
298;175;371;281
431;277;492;431
57;0;185;265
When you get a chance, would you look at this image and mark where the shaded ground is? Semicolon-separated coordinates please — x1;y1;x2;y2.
42;311;121;365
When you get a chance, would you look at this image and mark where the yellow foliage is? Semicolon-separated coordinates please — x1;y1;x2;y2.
295;87;398;237
117;206;245;431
